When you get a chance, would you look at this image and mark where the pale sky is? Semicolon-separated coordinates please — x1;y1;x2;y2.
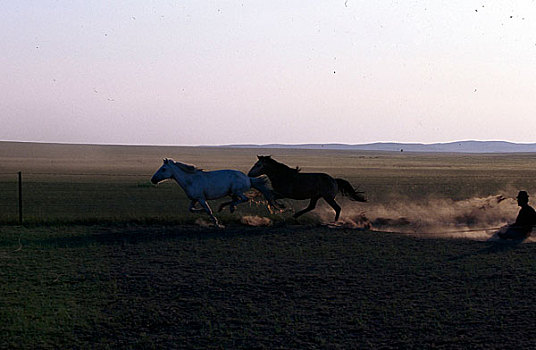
2;1;536;146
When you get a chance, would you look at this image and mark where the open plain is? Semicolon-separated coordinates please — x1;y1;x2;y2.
1;142;536;348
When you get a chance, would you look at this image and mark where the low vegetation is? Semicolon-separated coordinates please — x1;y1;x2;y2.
2;224;535;348
2;142;536;224
1;142;536;348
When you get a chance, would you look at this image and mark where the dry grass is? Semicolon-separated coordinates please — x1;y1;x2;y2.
1;224;536;349
2;142;536;348
2;141;536;225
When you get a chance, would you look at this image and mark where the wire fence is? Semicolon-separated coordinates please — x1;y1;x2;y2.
0;171;180;224
1;171;535;228
0;171;287;225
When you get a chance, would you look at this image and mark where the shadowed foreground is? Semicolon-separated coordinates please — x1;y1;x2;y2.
1;224;535;349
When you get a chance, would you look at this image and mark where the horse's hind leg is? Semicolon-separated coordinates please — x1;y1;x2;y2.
218;194;248;213
293;197;319;219
218;202;231;212
229;193;249;213
323;196;341;222
189;200;205;213
218;195;239;212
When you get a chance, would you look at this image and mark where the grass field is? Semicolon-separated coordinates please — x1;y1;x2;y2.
2;142;536;348
2;141;536;225
2;224;536;349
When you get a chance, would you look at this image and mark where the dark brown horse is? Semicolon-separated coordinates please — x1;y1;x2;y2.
247;156;366;221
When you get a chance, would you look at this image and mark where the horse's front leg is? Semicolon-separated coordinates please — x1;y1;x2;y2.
188;200;205;213
198;199;223;228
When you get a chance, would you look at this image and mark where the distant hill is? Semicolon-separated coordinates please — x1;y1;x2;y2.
227;141;536;153
2;140;536;154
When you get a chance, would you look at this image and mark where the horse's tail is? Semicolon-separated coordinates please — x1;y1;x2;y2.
249;176;277;205
336;178;367;202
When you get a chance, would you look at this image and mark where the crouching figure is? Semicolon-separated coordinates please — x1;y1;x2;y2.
498;191;536;240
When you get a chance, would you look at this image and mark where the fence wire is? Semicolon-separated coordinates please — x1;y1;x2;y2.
0;172;173;223
1;171;536;227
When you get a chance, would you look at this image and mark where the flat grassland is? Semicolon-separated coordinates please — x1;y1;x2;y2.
2;142;536;348
2;141;536;224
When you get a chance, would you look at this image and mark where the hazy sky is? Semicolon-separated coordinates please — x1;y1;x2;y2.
2;1;536;145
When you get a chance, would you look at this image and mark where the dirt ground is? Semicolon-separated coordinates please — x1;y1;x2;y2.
2;224;536;349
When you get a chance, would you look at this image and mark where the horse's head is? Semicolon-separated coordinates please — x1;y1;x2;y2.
247;155;272;177
151;158;174;184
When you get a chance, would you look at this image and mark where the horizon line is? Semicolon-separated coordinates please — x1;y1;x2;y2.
2;139;536;148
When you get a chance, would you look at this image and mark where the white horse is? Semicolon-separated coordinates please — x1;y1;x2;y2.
151;159;275;227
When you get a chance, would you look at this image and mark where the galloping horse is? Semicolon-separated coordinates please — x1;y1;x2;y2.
151;159;275;227
248;155;366;222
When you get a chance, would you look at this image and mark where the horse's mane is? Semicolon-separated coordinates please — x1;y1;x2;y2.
168;159;203;173
261;156;301;174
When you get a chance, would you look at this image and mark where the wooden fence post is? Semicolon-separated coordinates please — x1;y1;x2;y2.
18;171;22;225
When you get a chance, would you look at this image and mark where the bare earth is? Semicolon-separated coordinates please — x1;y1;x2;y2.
2;142;536;348
2;224;535;349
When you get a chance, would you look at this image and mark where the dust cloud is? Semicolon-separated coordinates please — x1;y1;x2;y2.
194;193;536;241
240;215;273;227
194;216;273;227
194;218;213;228
312;194;536;241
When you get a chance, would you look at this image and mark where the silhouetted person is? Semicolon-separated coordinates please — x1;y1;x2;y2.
498;191;536;240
